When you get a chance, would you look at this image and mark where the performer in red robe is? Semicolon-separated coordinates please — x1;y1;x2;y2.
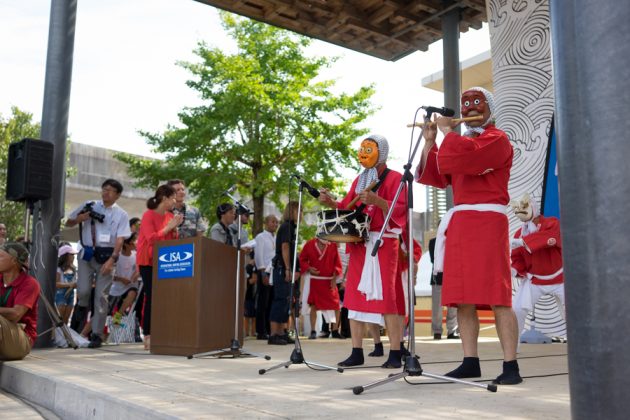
319;134;407;368
510;194;565;337
299;238;342;339
415;87;522;385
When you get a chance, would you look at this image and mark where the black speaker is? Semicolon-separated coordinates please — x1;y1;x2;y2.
6;138;54;202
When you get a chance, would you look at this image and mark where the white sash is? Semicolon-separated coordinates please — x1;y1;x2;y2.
357;231;399;300
528;267;563;281
434;203;507;274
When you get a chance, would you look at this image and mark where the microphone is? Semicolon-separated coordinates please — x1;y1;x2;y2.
422;106;456;117
222;184;237;196
292;174;320;198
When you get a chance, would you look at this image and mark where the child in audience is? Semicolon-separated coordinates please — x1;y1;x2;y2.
56;244;78;325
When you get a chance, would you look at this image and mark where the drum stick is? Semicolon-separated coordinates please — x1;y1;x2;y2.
406;115;484;128
346;180;379;209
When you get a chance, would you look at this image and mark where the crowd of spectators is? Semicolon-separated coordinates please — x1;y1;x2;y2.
0;178;360;361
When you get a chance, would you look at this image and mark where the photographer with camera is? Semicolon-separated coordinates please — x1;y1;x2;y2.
66;179;131;348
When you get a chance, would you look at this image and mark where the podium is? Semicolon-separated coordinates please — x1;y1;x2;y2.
151;236;244;356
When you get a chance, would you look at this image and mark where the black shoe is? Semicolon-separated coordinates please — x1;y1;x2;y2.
433;333;442;340
257;334;269;340
368;342;384;357
445;357;481;378
88;335;103;348
331;330;344;339
309;330;317;340
447;333;460;339
267;335;287;345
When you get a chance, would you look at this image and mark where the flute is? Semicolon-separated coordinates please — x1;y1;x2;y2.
406;115;484;128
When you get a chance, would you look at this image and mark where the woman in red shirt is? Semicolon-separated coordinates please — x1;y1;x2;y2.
136;184;183;350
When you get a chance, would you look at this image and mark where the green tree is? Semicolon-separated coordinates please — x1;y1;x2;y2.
0;106;41;240
118;13;376;234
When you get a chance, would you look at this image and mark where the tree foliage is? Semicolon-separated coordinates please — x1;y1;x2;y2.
0;107;41;240
118;13;376;234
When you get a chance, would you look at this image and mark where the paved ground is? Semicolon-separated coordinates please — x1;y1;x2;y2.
0;335;570;419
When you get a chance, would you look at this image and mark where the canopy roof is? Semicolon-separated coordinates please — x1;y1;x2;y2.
195;0;487;61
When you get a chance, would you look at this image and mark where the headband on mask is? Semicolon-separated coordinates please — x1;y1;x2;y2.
463;86;496;136
356;134;389;193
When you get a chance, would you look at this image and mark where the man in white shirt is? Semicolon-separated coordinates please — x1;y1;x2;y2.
66;179;131;348
254;215;278;340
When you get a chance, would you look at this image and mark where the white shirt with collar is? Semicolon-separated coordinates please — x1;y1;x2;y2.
254;230;275;270
68;200;131;247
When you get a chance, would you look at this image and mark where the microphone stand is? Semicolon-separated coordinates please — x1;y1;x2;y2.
188;195;270;361
352;109;496;394
259;180;343;375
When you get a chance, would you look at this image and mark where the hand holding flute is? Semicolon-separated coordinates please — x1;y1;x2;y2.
406;115;484;128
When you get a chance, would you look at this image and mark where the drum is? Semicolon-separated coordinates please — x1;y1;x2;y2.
316;209;370;243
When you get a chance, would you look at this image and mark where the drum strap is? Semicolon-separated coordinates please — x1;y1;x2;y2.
355;168;390;213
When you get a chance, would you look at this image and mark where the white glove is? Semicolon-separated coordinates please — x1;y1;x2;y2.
510;238;524;249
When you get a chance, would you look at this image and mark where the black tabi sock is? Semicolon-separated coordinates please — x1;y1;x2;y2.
338;347;364;366
445;357;481;378
503;359;519;373
400;341;410;357
368;342;384;357
493;359;523;385
381;349;402;369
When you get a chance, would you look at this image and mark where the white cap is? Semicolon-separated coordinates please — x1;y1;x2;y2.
58;244;78;257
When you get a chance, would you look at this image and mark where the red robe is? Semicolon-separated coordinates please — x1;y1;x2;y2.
339;166;407;314
512;216;563;285
299;238;342;310
416;125;513;306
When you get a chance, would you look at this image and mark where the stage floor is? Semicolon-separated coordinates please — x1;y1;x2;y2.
0;335;570;419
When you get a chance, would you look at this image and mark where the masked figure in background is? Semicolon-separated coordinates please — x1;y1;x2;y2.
510;193;565;339
415;87;522;385
299;237;343;340
319;134;407;368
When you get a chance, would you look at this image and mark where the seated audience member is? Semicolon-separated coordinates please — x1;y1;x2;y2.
0;242;40;360
56;244;78;325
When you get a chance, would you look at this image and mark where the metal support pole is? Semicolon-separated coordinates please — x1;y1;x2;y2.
32;0;77;348
441;0;461;209
550;1;630;418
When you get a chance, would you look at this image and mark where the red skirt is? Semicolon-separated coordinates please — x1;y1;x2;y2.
307;279;340;310
344;236;400;314
442;211;512;307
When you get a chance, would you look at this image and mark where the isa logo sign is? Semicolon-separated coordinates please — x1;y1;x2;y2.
157;243;194;279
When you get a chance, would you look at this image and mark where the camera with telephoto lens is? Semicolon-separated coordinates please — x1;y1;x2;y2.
80;201;105;223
